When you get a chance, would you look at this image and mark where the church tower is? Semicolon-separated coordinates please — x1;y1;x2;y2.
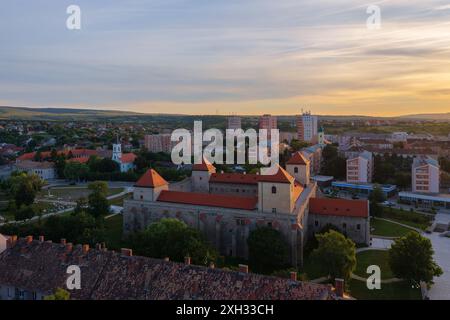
112;136;122;164
318;126;325;146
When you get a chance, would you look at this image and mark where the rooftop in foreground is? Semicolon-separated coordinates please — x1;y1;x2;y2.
0;237;334;300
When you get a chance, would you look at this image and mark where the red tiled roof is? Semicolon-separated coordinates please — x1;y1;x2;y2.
67;157;90;164
135;169;168;188
293;181;304;201
309;198;369;218
258;165;294;184
157;190;258;210
286;152;309;165
121;153;137;164
210;173;259;185
192;158;216;172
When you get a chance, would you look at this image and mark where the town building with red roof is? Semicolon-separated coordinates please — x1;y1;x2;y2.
308;197;370;245
124;152;371;267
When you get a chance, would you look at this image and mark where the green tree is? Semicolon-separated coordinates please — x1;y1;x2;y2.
14;205;36;221
247;227;290;274
8;172;44;207
369;185;385;217
389;232;442;286
290;139;309;152
87;181;110;219
44;288;71;300
64;162;89;182
128;218;217;265
311;230;356;281
320;145;346;179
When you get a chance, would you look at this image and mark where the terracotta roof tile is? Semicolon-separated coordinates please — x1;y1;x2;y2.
157;190;257;210
135;169;168;188
258;165;294;184
286;152;309;165
210;173;259;185
309;198;369;218
192;158;216;172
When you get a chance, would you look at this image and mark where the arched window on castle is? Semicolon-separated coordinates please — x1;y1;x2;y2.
272;186;277;194
294;167;299;173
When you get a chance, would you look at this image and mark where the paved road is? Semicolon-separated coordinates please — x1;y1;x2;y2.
425;212;450;300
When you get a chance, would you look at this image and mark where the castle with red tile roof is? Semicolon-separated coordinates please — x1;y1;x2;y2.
124;152;370;267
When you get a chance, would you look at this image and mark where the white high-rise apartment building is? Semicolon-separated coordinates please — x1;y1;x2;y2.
297;111;318;142
346;151;373;183
412;156;440;193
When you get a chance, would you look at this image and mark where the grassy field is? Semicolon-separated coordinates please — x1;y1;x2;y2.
44;187;124;201
348;279;422;300
354;250;393;279
371;218;417;238
104;214;124;250
379;208;432;230
109;194;132;206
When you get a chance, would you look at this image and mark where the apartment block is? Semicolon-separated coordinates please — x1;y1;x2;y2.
297;111;318;143
412;156;440;193
346;151;373;183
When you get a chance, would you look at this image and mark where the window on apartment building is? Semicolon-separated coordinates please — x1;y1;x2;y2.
272;208;277;213
272;186;277;194
140;195;143;200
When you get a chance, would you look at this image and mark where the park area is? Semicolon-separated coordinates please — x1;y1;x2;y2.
41;186;124;202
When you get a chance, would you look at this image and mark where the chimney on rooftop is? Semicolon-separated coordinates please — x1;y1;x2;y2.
26;235;33;244
61;238;67;245
66;243;73;253
121;248;133;257
184;256;191;265
290;271;297;281
39;235;44;242
238;264;249;274
335;278;345;298
82;244;90;253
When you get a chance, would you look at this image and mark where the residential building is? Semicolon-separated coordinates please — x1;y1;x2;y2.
297;111;318;143
412;156;440;193
0;235;335;300
15;160;56;180
144;134;174;153
346;151;373;183
227;116;241;130
259;114;277;139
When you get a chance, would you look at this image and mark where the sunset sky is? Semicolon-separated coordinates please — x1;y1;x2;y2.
1;0;450;116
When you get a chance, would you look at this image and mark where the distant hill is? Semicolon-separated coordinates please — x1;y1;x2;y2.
0;106;143;121
398;113;450;120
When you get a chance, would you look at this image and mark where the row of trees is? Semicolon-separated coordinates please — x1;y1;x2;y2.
0;181;112;245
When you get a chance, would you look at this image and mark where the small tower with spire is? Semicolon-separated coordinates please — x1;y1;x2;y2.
112;135;122;164
318;126;325;146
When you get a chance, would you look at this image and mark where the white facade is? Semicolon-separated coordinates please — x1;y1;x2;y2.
412;156;440;193
346;151;373;183
15;161;56;180
297;112;318;142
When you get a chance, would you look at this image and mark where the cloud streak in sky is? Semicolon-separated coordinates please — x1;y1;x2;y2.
1;0;450;115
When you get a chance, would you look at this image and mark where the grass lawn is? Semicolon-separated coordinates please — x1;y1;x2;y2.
380;208;432;230
348;279;422;300
371;218;417;238
44;187;123;201
109;194;132;206
104;214;124;250
354;250;393;280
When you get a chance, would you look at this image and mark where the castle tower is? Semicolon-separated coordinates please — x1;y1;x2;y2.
286;152;310;186
133;169;169;202
258;165;296;214
191;157;216;193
